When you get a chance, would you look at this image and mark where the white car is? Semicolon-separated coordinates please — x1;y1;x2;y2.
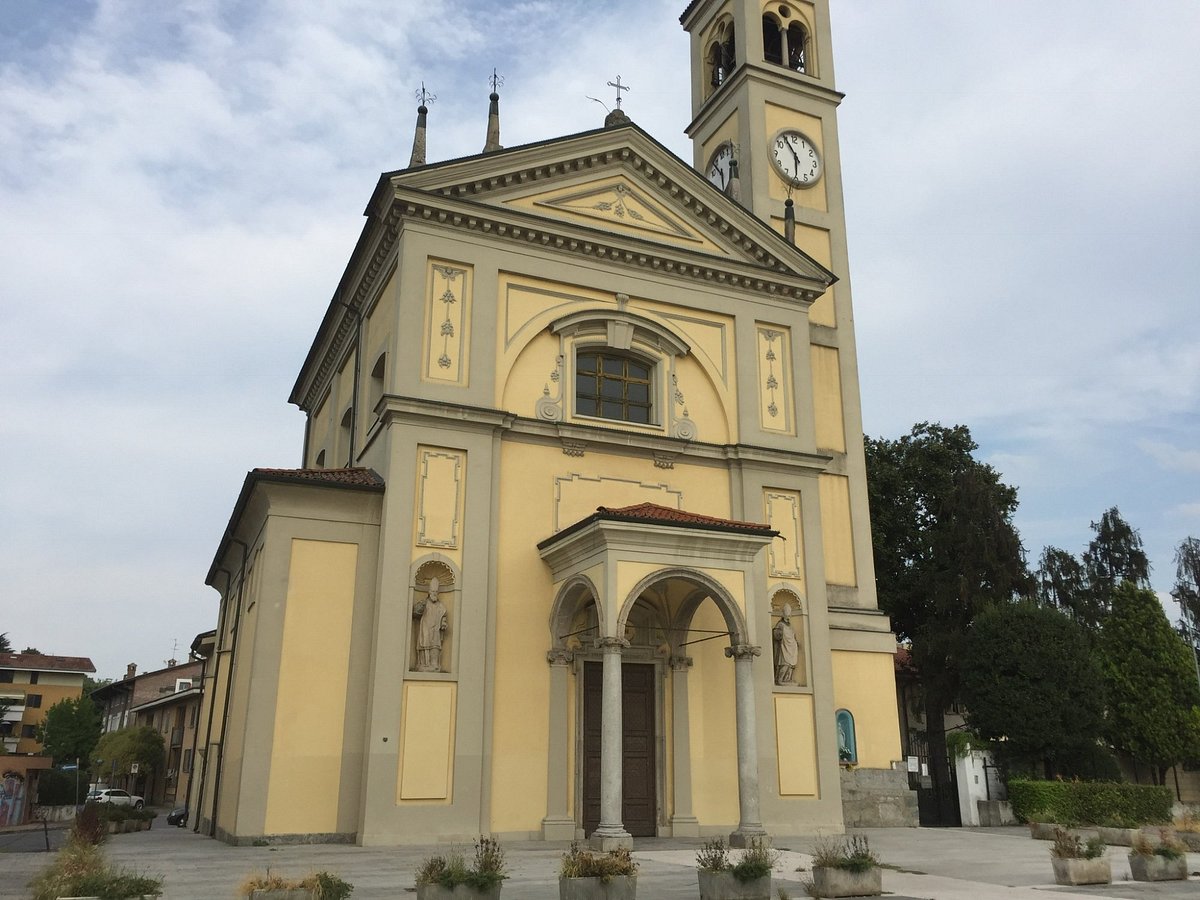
87;788;144;809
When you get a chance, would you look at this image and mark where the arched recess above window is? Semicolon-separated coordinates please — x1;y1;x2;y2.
540;307;696;439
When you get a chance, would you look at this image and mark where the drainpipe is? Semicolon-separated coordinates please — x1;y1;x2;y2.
209;538;250;838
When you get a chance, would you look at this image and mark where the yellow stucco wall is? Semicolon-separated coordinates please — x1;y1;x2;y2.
831;650;903;769
774;693;819;796
689;601;739;824
818;473;856;587
264;539;358;834
810;344;845;452
398;682;457;802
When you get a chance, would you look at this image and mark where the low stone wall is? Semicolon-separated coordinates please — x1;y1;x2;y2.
33;805;77;823
840;765;918;827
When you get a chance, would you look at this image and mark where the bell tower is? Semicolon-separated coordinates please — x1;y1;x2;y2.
680;0;880;615
682;1;845;291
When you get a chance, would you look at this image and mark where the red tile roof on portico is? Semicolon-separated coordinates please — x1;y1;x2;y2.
539;502;776;549
0;653;96;674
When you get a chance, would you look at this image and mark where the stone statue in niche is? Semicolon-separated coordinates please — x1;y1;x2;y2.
772;603;799;685
412;577;449;672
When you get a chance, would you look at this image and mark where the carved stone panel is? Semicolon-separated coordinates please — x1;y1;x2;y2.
423;259;472;385
415;447;465;550
756;324;794;434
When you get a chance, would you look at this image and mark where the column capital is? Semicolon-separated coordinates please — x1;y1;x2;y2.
668;655;694;671
594;636;630;651
724;644;762;660
546;648;575;667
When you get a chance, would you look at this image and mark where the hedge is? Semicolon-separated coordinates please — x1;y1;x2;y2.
1008;779;1172;827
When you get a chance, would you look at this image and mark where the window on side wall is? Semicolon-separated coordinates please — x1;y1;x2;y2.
575;351;653;425
26;693;41;709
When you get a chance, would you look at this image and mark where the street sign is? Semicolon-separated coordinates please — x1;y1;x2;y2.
130;763;139;774
61;764;78;771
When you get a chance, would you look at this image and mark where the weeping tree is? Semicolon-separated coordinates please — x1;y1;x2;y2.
1173;537;1200;658
1034;507;1151;629
866;422;1030;802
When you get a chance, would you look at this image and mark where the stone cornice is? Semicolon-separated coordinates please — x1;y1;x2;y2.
374;394;833;475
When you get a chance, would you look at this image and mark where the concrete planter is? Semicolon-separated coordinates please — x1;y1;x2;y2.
1097;827;1135;847
416;884;502;900
811;866;882;897
558;875;636;900
1179;832;1200;852
697;870;772;899
1129;854;1188;882
249;891;317;900
1051;858;1110;886
1028;822;1057;841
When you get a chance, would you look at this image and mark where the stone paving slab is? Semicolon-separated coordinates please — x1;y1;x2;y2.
1;822;1197;900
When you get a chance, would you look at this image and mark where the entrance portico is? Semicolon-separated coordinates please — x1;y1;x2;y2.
538;503;777;848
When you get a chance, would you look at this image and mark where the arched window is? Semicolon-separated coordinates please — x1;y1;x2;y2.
339;407;353;466
836;708;858;765
763;15;783;65
314;449;326;468
369;352;386;416
787;23;808;73
575;351;652;425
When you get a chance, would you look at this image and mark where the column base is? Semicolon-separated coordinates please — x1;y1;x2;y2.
590;827;633;851
729;827;769;849
669;815;700;837
541;817;577;841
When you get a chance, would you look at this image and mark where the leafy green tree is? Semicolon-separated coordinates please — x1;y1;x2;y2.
1099;581;1200;787
20;647;41;655
82;676;113;696
92;726;165;780
865;422;1030;795
961;601;1106;778
0;633;10;653
37;696;101;766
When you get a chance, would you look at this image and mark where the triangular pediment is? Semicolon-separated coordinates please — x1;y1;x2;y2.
381;122;835;289
505;174;722;252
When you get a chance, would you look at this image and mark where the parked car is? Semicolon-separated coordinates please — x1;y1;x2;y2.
166;806;187;827
86;788;144;809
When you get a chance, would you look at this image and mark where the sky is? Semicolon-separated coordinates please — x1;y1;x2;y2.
1;1;1197;680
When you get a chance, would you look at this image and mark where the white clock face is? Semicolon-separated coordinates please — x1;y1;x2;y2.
771;130;822;186
706;142;734;190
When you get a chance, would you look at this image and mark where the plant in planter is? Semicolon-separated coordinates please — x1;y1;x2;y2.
238;870;354;899
696;837;778;900
28;833;163;900
415;837;508;899
559;841;638;900
1128;830;1188;882
1049;827;1109;886
808;835;881;898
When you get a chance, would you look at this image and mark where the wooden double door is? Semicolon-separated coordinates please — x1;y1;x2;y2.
581;661;657;837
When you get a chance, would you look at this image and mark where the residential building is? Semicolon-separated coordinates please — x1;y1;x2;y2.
0;652;95;755
190;0;910;845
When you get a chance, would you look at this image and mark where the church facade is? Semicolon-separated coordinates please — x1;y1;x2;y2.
189;0;914;846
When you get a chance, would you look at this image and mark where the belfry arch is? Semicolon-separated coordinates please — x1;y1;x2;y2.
538;503;777;848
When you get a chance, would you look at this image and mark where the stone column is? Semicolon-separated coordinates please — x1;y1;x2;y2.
725;643;768;847
542;649;576;840
668;655;699;836
591;636;632;850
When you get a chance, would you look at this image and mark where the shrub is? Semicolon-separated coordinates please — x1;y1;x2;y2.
1008;779;1172;827
1130;830;1186;860
70;801;107;846
415;837;506;891
1050;827;1105;860
28;835;162;900
560;842;637;882
34;767;81;806
696;838;778;882
239;870;353;899
811;835;879;872
732;840;779;882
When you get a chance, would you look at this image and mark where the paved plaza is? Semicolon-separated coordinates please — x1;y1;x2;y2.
2;822;1198;899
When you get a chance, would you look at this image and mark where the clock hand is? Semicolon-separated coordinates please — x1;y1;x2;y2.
787;141;804;176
